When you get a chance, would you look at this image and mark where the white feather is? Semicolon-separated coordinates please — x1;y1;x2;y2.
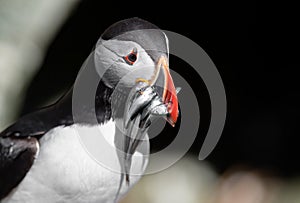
2;120;149;203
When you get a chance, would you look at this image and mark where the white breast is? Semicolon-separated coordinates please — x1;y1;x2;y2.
2;120;149;203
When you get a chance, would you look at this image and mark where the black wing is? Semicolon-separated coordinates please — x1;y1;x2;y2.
0;135;39;200
0;107;57;200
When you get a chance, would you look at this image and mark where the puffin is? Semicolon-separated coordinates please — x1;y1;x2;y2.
0;17;179;203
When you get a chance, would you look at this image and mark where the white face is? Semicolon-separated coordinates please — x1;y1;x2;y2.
94;39;156;88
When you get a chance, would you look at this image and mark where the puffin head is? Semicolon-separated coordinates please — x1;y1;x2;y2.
94;18;179;126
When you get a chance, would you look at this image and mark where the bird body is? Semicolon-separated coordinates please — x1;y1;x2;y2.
2;120;148;203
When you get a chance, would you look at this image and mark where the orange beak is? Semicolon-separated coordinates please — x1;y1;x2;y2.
158;56;179;127
136;56;179;127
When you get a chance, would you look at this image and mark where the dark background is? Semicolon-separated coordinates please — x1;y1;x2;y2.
20;1;299;177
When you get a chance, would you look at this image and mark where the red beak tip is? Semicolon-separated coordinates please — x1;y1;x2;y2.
166;118;176;127
166;110;178;127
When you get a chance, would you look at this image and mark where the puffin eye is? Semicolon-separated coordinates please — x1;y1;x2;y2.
124;49;137;65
